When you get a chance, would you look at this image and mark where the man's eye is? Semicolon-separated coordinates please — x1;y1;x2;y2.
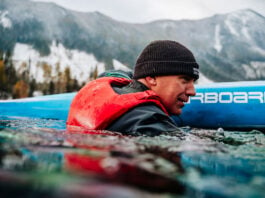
178;75;194;83
181;77;190;82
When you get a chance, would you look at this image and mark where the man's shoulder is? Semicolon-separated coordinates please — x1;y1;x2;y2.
112;80;148;94
107;103;178;136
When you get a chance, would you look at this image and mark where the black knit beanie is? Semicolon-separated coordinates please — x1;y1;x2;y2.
133;40;199;80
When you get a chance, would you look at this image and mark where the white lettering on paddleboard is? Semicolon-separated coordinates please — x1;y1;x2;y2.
188;92;265;104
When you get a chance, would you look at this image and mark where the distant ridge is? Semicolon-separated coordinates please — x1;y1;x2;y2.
0;0;265;83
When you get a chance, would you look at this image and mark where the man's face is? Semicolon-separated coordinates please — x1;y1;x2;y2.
150;75;196;115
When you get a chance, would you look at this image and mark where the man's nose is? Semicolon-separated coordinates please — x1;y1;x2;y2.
186;83;196;96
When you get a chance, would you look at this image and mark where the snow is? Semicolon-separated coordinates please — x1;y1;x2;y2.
197;72;213;85
241;27;251;41
224;11;257;41
113;59;132;72
12;41;213;87
0;11;12;29
214;25;222;52
252;46;265;56
157;21;177;29
33;91;43;97
12;42;132;85
12;41;106;84
242;62;265;79
224;16;239;37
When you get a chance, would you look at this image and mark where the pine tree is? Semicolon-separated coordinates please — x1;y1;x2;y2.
42;62;52;81
12;80;29;99
49;81;55;94
92;65;98;80
4;50;18;94
0;58;8;97
89;65;98;80
29;79;36;97
0;51;3;60
0;50;18;98
72;78;80;91
64;67;72;92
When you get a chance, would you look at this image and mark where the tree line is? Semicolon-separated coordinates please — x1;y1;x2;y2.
0;50;97;99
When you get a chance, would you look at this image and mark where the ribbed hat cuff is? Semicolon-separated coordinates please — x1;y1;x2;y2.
133;61;199;80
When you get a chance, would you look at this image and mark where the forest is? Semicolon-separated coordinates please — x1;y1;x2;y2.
0;50;98;99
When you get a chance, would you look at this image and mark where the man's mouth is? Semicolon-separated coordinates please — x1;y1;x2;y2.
177;97;186;107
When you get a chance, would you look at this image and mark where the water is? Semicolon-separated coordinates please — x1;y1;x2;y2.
0;116;265;198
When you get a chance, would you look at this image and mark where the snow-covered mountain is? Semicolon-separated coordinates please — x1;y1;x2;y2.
1;0;265;86
13;42;106;84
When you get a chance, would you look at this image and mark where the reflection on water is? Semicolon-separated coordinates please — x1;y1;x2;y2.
0;116;265;197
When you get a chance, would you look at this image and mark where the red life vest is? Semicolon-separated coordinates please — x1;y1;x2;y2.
67;77;168;130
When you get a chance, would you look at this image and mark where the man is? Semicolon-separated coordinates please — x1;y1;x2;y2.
67;40;199;136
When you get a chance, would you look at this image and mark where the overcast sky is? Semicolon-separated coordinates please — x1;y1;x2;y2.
33;0;265;23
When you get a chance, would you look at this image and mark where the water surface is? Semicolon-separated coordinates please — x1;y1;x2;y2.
0;116;265;198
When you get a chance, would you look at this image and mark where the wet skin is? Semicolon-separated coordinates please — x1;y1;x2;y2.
142;75;196;115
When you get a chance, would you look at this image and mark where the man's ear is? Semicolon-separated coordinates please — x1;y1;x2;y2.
145;76;157;86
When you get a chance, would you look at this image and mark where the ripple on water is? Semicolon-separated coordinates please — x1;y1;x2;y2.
0;116;265;197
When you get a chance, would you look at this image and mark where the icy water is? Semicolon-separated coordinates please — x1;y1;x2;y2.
0;116;265;198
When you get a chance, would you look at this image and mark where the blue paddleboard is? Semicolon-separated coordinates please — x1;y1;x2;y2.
0;93;75;120
173;81;265;130
0;81;264;130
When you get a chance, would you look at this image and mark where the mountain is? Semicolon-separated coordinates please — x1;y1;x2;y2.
1;0;265;88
